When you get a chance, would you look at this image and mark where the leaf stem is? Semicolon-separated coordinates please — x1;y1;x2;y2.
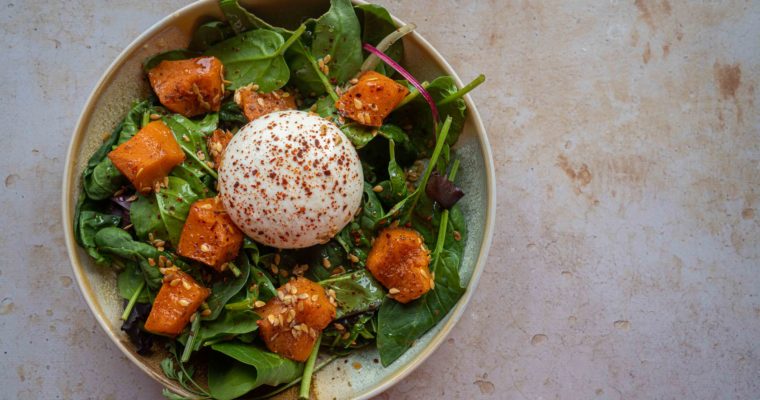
395;81;429;109
448;158;461;181
360;23;417;73
181;312;201;363
405;116;452;219
228;262;241;277
121;281;145;321
299;334;322;400
438;74;486;105
276;24;306;56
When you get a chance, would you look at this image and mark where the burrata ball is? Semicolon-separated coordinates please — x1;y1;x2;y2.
218;110;363;249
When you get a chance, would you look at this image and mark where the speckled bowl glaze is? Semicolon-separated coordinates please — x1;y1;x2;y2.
61;1;495;398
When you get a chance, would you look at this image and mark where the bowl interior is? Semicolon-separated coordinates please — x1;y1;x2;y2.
63;1;494;398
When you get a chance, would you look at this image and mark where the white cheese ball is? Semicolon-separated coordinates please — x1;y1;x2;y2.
219;110;363;249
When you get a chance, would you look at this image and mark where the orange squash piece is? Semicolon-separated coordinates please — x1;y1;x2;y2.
234;86;296;121
108;120;185;194
177;198;243;271
207;129;233;168
148;56;225;117
366;227;432;303
144;269;210;337
336;71;410;127
256;277;337;362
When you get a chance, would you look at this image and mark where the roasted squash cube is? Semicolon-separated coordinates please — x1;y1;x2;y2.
148;56;224;117
336;71;409;127
207;129;233;168
144;270;210;337
234;86;296;122
256;277;337;362
108;120;185;194
366;227;432;303
177;198;243;271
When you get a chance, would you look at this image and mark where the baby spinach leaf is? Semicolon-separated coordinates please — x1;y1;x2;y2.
117;261;151;302
205;29;292;91
251;264;277;302
84;159;126;201
189;21;235;52
117;99;156;145
387;140;407;201
76;208;122;265
376;248;463;366
354;4;403;76
93;227;162;288
199;309;260;346
360;182;384;231
311;0;363;85
219;101;247;125
208;342;304;400
129;194;168;241
341;123;376;149
204;254;251;321
314;96;337;118
155;176;200;245
143;49;198;72
320;269;385;319
163;113;218;180
219;0;289;35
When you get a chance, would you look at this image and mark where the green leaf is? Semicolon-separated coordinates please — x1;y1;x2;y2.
93;227;163;289
387;140;408;201
376;249;464;366
208;342;304;400
354;4;403;76
198;309;260;347
163;113;218;179
219;0;290;35
76;209;121;265
155;176;201;245
117;261;151;302
314;96;337;118
129;194;168;241
219;101;247;125
204;254;251;320
205;29;291;91
143;49;198;72
341;123;376;149
189;21;235;52
320;269;385;319
311;0;363;85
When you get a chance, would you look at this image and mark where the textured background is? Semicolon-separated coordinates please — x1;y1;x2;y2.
1;0;759;399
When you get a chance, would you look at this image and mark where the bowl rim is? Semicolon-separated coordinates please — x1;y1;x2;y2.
61;0;496;398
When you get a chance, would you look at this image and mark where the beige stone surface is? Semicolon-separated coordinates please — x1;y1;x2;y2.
1;0;758;399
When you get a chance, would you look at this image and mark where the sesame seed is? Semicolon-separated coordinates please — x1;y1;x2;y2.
254;300;266;308
220;263;228;271
190;313;196;322
323;54;332;64
353;98;363;110
277;314;284;326
334;323;345;331
178;299;190;307
282;92;290;97
341;332;351;340
271;264;279;274
290;286;298;295
251;84;260;91
389;288;400;295
372;185;383;193
169;278;181;287
430;278;435;289
201;309;212;317
348;254;360;263
267;314;276;324
309;328;317;338
277;290;285;300
322;258;331;268
274;253;281;265
148;258;156;267
257;98;266;107
126;194;138;202
196;151;206;161
200;243;211;252
453;230;462;241
182;134;190;142
298;293;309;300
182;280;192;290
311;294;319;302
297;302;305;311
349;78;359;85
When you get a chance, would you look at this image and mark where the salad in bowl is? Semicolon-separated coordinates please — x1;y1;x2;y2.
70;0;486;398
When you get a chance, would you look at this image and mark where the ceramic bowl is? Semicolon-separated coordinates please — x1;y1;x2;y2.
62;1;495;398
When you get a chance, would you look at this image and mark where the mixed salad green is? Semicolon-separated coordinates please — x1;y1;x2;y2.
74;0;484;398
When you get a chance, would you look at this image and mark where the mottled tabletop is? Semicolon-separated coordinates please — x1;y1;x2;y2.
2;0;759;399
